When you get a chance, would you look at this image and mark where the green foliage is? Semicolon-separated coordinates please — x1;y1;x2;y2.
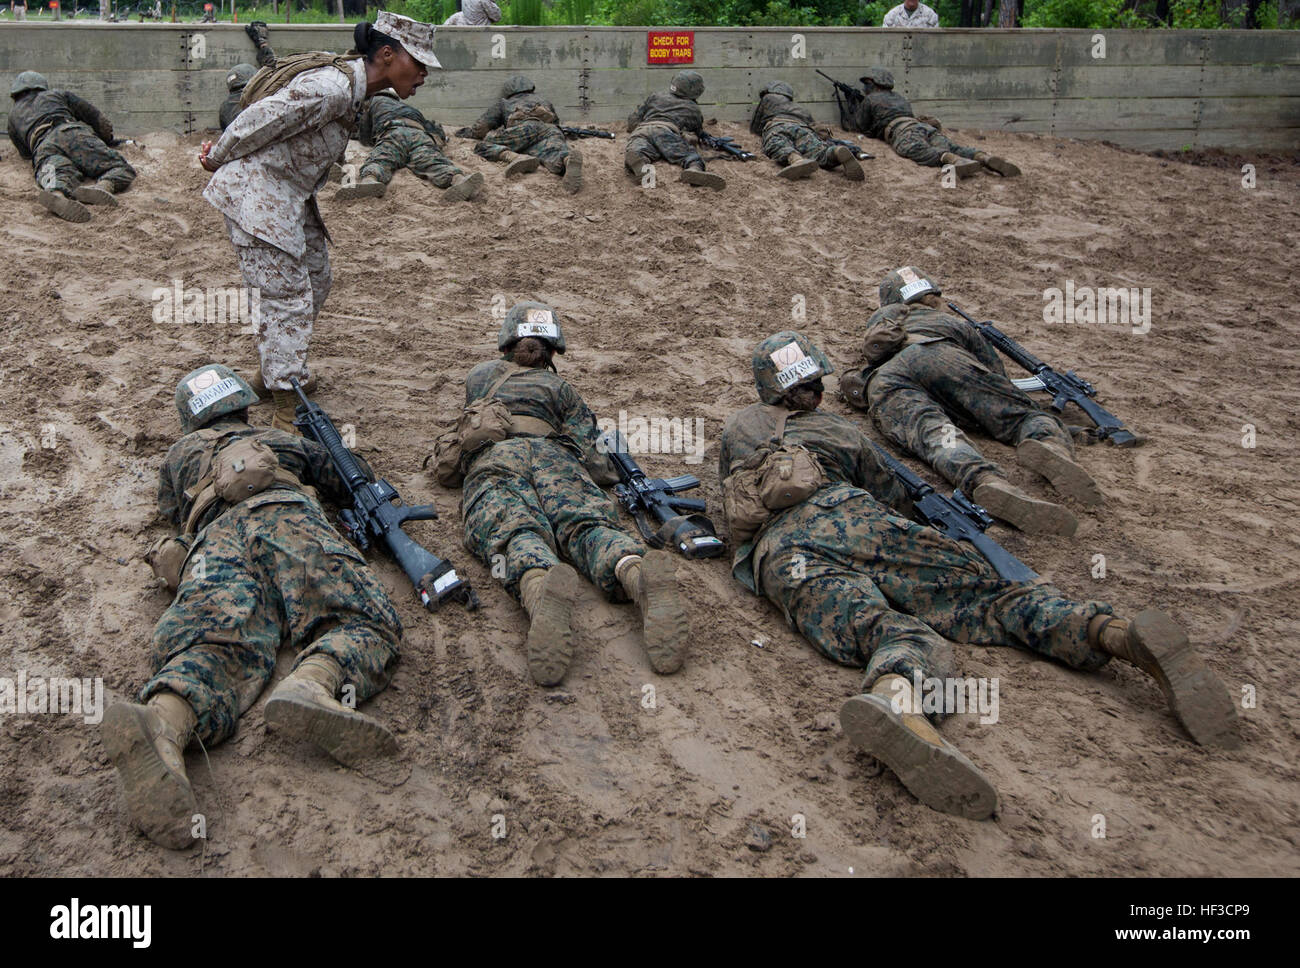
1021;0;1121;28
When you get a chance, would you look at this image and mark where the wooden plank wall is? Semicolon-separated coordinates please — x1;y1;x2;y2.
0;24;1296;151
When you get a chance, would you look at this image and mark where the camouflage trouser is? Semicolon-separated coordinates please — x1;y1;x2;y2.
867;341;1074;494
474;120;570;175
32;122;136;195
360;125;462;189
462;436;643;602
753;486;1111;699
141;496;402;746
626;123;705;171
761;121;838;168
226;214;330;390
888;121;978;168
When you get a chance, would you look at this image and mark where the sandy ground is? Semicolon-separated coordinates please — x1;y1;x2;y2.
0;119;1297;878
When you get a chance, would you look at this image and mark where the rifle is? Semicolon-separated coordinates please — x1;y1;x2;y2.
598;429;725;560
290;380;479;611
816;69;864;132
825;136;873;160
560;126;615;140
946;303;1141;448
872;443;1038;583
699;131;756;161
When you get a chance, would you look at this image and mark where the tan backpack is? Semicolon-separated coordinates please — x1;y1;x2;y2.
722;407;825;546
240;52;359;110
432;366;535;488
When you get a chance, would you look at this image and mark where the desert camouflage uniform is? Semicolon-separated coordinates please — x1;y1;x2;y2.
143;416;402;746
459;360;643;602
6;89;136;194
625;90;707;170
469;91;569;174
749;91;838;168
357;93;461;188
202;58;365;390
841;305;1075;495
852;87;977;168
719;404;1111;692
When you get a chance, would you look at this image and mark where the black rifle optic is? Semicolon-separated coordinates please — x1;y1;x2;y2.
291;380;479;611
599;429;725;560
700;131;757;161
560;126;616;140
872;443;1038;583
946;303;1140;447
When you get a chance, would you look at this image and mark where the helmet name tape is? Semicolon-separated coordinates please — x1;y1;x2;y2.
188;377;242;415
899;279;935;302
770;342;822;390
517;321;558;339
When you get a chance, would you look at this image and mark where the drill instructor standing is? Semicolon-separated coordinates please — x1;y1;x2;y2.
198;13;441;432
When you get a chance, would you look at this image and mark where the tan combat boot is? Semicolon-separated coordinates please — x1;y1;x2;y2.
1089;612;1240;748
973;151;1021;177
39;190;91;223
840;673;998;820
1016;438;1104;507
335;176;387;201
269;389;300;435
73;179;119;206
247;370;316;401
832;145;865;182
500;151;541;177
625;149;654;182
940;152;981;179
443;171;485;202
101;691;200;849
778;151;819;180
680;167;726;190
264;654;399;766
616;551;689;675
971;472;1077;536
519;564;582;686
562;148;584;194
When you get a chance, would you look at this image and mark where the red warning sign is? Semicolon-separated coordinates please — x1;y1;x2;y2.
647;31;695;65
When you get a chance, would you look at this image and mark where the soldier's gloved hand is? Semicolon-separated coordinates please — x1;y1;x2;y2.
245;21;270;45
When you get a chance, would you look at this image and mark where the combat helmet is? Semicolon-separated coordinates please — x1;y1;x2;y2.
859;67;894;90
175;364;259;434
225;64;256;93
752;331;834;405
10;71;49;99
502;74;535;98
760;81;794;100
499;301;566;355
669;70;704;101
878;266;941;307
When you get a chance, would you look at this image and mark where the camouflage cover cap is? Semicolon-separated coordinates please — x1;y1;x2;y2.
669;70;705;101
374;11;442;70
760;81;794;100
499;301;566;355
879;266;941;306
175;364;259;433
752;331;834;405
859;68;894;90
863;304;911;364
10;71;49;99
502;74;535;97
226;64;257;92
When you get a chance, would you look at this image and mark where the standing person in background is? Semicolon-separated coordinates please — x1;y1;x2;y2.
10;0;28;21
882;0;940;26
444;0;502;25
198;13;441;433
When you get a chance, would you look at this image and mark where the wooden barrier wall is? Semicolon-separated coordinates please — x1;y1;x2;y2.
1;24;1296;150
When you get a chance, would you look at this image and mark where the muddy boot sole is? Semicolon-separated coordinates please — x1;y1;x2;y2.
680;169;726;190
264;681;400;768
982;156;1021;177
778;158;819;180
840;694;998;820
334;180;387;201
39;190;91;223
562;152;583;194
1128;610;1241;748
525;563;581;686
839;155;865;182
1017;438;1104;507
504;156;540;177
639;550;689;675
973;481;1078;537
949;159;981;179
100;704;198;850
73;184;117;206
444;172;484;202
